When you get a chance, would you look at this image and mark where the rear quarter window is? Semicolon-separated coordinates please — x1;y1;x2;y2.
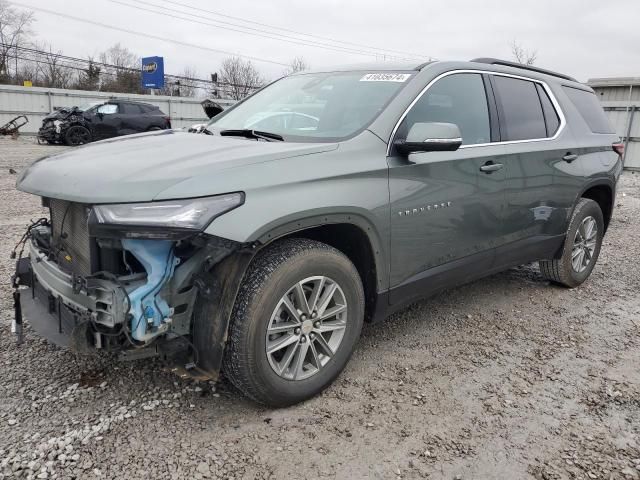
122;103;143;114
562;86;613;134
145;105;163;115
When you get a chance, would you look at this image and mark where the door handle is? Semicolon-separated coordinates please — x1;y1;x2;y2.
563;153;578;163
480;162;504;173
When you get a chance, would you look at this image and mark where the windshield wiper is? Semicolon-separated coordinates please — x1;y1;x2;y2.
219;129;284;142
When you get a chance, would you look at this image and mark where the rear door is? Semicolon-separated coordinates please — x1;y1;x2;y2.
490;74;575;258
388;72;507;302
119;102;147;134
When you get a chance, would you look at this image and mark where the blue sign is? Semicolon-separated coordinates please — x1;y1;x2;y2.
141;56;164;89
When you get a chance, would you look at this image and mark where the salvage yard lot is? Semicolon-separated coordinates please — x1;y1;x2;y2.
1;137;639;480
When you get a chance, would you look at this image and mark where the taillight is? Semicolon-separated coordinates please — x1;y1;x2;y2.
613;142;624;157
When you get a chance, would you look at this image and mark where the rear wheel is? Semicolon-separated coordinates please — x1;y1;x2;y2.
64;125;91;146
539;198;604;287
223;238;364;407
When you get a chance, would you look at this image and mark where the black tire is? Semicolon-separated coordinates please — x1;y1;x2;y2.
64;125;91;146
223;238;365;407
539;198;604;288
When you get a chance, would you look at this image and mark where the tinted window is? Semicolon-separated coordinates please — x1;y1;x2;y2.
398;73;490;145
140;104;158;113
122;103;143;114
535;83;560;136
493;76;546;141
563;86;613;134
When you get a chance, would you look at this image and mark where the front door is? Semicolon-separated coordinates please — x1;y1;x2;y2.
92;103;122;140
388;72;507;302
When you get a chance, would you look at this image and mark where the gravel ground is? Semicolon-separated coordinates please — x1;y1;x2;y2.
1;136;639;480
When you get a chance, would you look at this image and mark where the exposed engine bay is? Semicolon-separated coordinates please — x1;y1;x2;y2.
11;197;251;379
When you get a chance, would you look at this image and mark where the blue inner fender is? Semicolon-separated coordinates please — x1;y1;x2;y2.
121;239;179;342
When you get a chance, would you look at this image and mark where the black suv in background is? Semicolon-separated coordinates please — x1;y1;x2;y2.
38;100;171;146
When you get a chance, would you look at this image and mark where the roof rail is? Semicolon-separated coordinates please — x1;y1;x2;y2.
470;58;577;82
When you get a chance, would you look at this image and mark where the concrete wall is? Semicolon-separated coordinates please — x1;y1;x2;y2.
590;79;640;170
0;84;235;135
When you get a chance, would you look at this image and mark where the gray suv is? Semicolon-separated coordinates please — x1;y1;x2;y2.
13;58;622;406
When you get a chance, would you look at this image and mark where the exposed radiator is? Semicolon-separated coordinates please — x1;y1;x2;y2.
49;199;93;276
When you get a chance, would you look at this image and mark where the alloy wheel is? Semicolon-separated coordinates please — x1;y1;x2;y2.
572;215;598;273
265;276;348;381
68;127;90;145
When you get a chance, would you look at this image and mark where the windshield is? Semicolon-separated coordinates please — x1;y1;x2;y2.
209;71;414;141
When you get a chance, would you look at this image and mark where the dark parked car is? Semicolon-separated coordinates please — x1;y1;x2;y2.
38;100;171;146
14;58;622;407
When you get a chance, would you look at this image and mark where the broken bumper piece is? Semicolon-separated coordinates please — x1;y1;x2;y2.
17;238;186;350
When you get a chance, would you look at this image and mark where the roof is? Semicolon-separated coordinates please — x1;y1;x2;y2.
303;61;432;74
470;58;577;82
110;99;156;106
303;59;579;85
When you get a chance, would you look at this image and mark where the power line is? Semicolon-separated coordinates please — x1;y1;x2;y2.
157;0;430;60
8;2;291;67
11;52;247;97
3;43;260;91
108;0;421;61
0;43;260;94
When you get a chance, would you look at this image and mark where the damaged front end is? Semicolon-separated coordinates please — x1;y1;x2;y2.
37;107;89;144
12;193;251;379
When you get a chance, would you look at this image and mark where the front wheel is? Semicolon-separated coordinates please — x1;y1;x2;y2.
539;198;604;287
223;238;364;407
64;125;91;146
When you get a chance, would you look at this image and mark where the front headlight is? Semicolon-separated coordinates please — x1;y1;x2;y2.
91;193;244;238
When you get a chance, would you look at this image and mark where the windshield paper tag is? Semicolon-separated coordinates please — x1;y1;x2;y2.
360;73;411;82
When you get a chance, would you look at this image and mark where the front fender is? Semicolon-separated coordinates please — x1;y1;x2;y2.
254;210;388;292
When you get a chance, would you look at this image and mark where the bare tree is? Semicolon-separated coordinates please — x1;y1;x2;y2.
14;61;39;86
284;56;309;76
74;56;101;91
0;0;34;82
178;66;199;97
34;42;74;89
158;66;199;97
218;56;264;100
99;43;142;93
510;40;537;66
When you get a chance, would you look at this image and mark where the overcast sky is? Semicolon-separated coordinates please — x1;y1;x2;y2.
11;0;640;82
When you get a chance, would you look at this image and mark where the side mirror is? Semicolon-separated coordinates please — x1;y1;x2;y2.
395;122;462;154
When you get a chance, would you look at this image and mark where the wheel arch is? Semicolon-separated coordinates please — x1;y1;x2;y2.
254;213;388;324
190;214;388;379
576;180;614;232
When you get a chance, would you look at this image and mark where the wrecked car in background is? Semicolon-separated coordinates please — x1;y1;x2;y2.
38;100;171;146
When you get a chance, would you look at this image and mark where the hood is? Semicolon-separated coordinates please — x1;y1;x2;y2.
17;130;338;203
43;107;83;122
